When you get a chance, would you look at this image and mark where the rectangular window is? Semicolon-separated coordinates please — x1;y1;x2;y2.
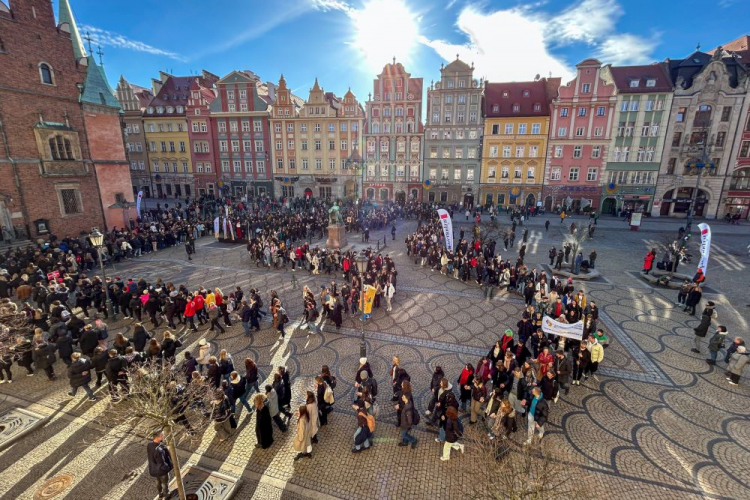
587;167;597;181
275;123;282;133
740;141;750;157
560;108;569;117
527;167;535;179
289;159;296;169
466;168;475;181
518;124;527;134
288;140;295;149
529;146;538;158
315;140;321;150
230;121;238;132
721;106;731;122
594;127;603;137
667;158;676;174
218;122;226;132
573;146;582;158
244;140;252;151
645;100;654;111
231;140;240;152
341;140;348;150
677;107;686;122
330;158;336;170
492;124;499;135
489;146;498;158
277;159;283;171
315;159;322;170
578;107;586;117
455;148;463;159
504;124;514;134
582;83;591;93
454;168;462;181
672;132;682;147
488;166;496;179
569;167;579;181
596;107;605;116
554;146;563;158
502;146;511;158
558;127;567;137
233;160;241;172
514;167;521;179
621;101;629;112
256;161;265;173
715;131;726;147
192;122;199;133
302;159;309;170
59;188;81;215
592;146;601;158
575;127;585;136
515;146;524;158
276;140;282;150
221;160;230;172
550;167;561;181
254;141;263;152
532;123;540;134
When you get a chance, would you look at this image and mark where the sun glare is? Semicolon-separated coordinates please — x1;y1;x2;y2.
351;0;420;72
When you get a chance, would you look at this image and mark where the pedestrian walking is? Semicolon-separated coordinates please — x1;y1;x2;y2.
254;393;274;449
67;352;97;401
524;386;548;445
293;405;313;460
706;326;729;365
440;406;464;461
691;301;716;353
725;346;748;386
147;431;173;499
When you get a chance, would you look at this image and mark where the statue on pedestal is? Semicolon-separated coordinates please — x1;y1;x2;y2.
328;202;344;226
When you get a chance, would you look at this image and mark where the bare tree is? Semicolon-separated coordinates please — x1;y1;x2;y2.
458;432;594;500
0;301;31;357
564;228;589;274
100;361;215;500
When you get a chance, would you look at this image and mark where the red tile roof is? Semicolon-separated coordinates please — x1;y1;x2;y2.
607;64;672;93
483;80;553;117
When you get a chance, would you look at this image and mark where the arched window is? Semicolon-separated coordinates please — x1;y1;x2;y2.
39;63;53;85
694;105;712;127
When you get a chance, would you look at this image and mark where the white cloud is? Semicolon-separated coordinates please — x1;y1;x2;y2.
311;0;353;12
420;6;574;82
420;0;659;82
81;25;186;62
547;0;623;45
596;33;660;65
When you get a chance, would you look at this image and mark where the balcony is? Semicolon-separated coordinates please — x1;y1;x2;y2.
41;160;89;177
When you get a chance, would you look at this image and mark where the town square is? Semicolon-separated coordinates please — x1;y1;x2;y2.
0;1;749;499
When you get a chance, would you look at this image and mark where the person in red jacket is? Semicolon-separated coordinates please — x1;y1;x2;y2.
642;248;656;274
184;295;197;331
193;293;206;325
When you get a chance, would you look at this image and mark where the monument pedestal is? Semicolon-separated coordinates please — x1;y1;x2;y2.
326;225;348;249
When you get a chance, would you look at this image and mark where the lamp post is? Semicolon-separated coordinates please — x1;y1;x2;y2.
355;254;369;357
90;229;116;320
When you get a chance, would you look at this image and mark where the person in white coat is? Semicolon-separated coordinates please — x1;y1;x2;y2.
196;339;211;374
384;281;395;312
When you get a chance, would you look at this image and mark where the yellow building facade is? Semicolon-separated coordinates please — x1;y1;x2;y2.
142;75;195;198
480;80;557;208
271;76;364;200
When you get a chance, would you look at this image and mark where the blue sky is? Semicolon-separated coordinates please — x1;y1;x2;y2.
62;0;746;102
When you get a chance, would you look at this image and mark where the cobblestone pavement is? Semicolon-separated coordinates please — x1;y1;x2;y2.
0;216;748;499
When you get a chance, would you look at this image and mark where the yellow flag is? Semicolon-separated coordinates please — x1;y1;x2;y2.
363;285;377;314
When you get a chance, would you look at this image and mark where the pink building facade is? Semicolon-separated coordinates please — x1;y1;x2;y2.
186;73;218;198
544;59;616;212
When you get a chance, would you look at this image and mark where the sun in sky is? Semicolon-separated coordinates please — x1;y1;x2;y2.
349;0;421;73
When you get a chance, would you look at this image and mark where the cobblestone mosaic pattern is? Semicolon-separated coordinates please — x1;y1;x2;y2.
0;216;748;499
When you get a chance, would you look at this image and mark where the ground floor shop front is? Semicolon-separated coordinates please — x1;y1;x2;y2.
479;185;542;209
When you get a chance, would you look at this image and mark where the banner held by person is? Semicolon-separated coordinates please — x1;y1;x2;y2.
362;284;377;319
542;315;584;341
437;209;453;251
697;223;711;277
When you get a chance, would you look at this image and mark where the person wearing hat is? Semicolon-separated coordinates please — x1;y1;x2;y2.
691;301;716;354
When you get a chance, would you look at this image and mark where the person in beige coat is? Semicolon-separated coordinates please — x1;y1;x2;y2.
196;339;211;374
293;405;312;460
306;391;320;444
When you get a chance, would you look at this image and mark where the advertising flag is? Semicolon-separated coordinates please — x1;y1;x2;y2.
213;217;220;238
136;191;143;215
542;315;584;341
362;285;377;315
437;209;454;250
697;223;711;277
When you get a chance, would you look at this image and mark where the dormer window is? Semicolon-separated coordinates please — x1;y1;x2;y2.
166;107;174;113
523;90;530;97
157;107;164;114
513;104;520;113
147;107;154;114
176;106;184;113
646;79;656;87
492;104;499;113
533;103;541;112
502;91;509;98
629;79;639;88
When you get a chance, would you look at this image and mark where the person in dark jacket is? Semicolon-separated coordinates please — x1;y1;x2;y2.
206;357;222;388
229;371;252;416
425;366;445;416
440;406;464;460
160;331;182;363
691;301;716;353
92;346;109;387
54;330;74;366
32;340;56;380
78;325;99;357
67;352;97;401
254;393;274;449
147;431;173;499
397;386;418;448
684;285;702;316
524;386;549;445
540;370;559;402
105;349;129;401
12;337;34;375
554;350;571;395
180;352;197;385
132;323;151;352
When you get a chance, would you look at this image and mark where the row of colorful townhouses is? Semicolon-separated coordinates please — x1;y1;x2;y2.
119;41;750;220
2;0;750;245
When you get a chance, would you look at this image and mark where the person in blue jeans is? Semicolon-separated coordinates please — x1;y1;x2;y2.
706;326;728;365
229;371;253;416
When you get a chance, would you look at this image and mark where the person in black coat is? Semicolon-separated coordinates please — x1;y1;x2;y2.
13;337;35;375
32;340;56;380
55;330;74;366
691;301;715;353
132;324;151;352
105;349;129;400
147;432;173;499
254;394;274;449
160;332;182;363
78;326;99;357
92;346;109;387
684;285;703;316
67;352;96;400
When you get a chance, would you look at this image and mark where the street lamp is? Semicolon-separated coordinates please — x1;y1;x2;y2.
90;229;117;320
355;253;369;357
